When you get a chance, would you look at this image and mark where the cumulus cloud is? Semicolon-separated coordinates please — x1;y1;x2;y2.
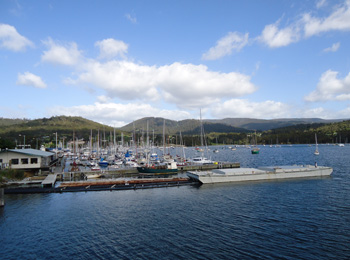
258;0;350;48
211;99;291;118
49;102;191;127
69;60;160;101
16;72;47;88
67;61;256;109
41;38;82;66
323;42;340;52
303;0;350;37
202;32;249;60
305;70;350;101
95;38;128;60
0;23;34;51
157;63;256;109
259;21;301;48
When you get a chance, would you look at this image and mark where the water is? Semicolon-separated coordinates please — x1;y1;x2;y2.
1;145;350;259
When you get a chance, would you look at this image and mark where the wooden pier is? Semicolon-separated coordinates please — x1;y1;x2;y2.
41;174;58;188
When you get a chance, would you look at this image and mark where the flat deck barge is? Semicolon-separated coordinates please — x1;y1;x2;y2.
4;177;196;194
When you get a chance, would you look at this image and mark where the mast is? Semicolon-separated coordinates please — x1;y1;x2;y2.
163;119;166;157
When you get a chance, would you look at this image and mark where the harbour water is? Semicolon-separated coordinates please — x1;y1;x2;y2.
1;145;350;259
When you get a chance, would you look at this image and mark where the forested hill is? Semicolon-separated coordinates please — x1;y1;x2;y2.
0;116;116;149
260;120;350;144
205;118;343;131
119;117;249;135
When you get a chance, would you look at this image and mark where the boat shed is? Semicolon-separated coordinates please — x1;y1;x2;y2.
0;148;55;170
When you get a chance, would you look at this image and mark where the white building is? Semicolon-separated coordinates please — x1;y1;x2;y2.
0;148;55;170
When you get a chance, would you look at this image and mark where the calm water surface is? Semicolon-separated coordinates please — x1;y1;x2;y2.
1;145;350;259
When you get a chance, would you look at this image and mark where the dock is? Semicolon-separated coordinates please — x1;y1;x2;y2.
59;162;240;180
41;174;58;188
3;162;240;194
4;177;197;194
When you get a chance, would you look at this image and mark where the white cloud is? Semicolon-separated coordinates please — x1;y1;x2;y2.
305;70;350;101
259;21;301;48
158;63;256;109
95;38;128;60
202;32;249;60
211;99;291;119
69;60;160;101
16;72;47;88
125;13;137;24
97;95;111;103
0;23;34;51
323;42;340;52
49;102;191;127
258;1;350;48
296;106;350;119
41;38;82;66
303;0;350;37
67;60;257;109
316;0;327;9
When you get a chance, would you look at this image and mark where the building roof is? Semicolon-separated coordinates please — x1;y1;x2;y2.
1;148;55;157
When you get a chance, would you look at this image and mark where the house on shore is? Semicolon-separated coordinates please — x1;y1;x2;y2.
0;148;55;171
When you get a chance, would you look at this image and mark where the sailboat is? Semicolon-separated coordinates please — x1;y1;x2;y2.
251;131;260;154
188;109;214;164
137;119;178;174
314;133;320;155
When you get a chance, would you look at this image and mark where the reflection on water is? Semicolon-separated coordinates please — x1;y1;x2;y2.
1;145;350;260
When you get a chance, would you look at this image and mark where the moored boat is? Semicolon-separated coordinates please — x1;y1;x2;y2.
137;161;178;174
187;165;333;184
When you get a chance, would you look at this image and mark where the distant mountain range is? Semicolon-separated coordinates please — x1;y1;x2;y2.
204;118;343;131
119;117;343;134
0;116;344;136
0;116;348;148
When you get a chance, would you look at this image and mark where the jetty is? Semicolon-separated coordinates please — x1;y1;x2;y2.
3;162;240;194
4;177;196;194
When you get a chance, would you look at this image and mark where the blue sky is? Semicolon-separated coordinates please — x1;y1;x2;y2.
1;0;350;126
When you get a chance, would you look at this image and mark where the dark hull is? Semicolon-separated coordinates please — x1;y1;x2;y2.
137;167;178;174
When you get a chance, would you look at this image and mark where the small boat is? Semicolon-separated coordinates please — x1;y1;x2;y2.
98;158;109;167
86;173;102;179
188;156;214;165
137;161;178;174
251;147;260;154
91;166;100;171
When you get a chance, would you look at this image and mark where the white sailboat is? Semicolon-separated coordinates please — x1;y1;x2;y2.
314;133;320;155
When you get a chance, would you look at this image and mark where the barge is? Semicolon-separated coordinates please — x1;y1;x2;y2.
187;165;333;184
4;177;196;194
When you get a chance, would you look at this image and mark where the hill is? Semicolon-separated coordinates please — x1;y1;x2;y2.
0;116;118;149
205;118;343;131
259;120;350;144
0;118;28;127
119;117;249;135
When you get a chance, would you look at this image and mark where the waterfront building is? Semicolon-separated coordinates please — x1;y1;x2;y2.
0;148;54;171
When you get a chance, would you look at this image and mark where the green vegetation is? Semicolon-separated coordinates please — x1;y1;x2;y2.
0;116;120;149
0;169;28;184
260;121;350;144
0;116;349;149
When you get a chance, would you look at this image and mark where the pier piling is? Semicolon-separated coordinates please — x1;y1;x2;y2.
0;188;4;207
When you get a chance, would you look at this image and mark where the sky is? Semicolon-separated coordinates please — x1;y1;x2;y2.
1;0;350;127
